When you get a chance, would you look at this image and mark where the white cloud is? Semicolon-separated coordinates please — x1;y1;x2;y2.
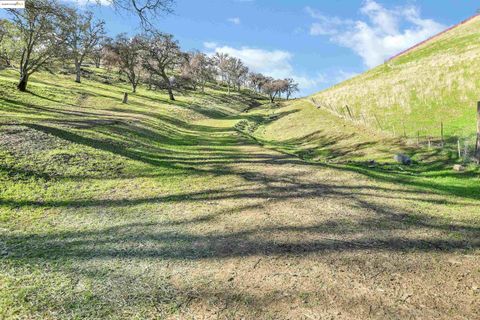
210;45;293;77
203;42;219;49
203;43;327;92
308;0;445;68
228;17;241;25
294;73;328;90
306;6;352;36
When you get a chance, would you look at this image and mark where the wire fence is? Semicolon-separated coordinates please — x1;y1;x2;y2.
310;97;480;163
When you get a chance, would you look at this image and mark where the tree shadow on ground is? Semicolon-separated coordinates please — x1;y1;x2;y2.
2;133;479;261
2;180;479;263
254;123;480;200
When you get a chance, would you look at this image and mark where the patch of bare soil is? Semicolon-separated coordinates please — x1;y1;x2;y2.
71;142;477;319
3;129;478;319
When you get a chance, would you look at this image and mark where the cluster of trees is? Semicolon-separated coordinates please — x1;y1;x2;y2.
0;0;299;101
249;74;299;102
0;0;106;91
214;53;249;93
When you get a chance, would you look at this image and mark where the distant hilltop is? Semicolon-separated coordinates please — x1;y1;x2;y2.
387;13;480;63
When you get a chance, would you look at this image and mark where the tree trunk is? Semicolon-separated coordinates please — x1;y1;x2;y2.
167;86;175;101
148;75;153;90
75;64;81;83
17;73;28;92
122;92;128;104
161;72;174;101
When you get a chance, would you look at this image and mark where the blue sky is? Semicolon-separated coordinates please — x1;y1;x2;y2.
6;1;480;96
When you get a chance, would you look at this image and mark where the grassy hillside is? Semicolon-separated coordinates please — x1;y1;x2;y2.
251;15;480;201
0;66;479;319
310;14;480;140
0;69;267;317
0;68;264;225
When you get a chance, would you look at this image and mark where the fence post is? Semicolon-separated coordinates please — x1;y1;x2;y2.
441;122;444;147
476;101;480;162
464;141;469;162
457;138;462;159
345;105;354;120
122;92;128;104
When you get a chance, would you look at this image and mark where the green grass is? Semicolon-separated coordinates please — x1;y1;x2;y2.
0;67;479;319
309;15;480;141
249;99;480;200
0;69;270;318
244;15;480;202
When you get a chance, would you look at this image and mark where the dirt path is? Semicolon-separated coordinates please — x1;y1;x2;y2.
164;138;480;319
2;124;479;319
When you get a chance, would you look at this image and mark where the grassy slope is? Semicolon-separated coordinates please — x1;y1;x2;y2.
0;68;259;222
309;15;480;139
313;17;480;137
253;15;480;200
252;98;480;200
0;69;266;318
0;68;479;319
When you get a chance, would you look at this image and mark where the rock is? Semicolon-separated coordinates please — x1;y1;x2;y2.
453;164;466;172
366;160;377;168
394;154;412;165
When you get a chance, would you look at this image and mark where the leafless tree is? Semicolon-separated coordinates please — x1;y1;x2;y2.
102;42;119;72
90;42;104;68
213;52;231;91
7;0;70;91
140;31;183;100
262;78;289;103
0;20;6;44
90;0;174;28
227;57;248;92
0;21;6;68
248;73;267;93
104;33;144;92
213;53;249;93
0;19;19;69
65;9;105;83
182;52;215;92
284;78;299;100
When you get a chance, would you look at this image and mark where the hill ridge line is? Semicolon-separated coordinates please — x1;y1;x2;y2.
386;13;480;63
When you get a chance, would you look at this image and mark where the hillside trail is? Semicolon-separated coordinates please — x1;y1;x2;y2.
158;116;480;319
2;100;479;319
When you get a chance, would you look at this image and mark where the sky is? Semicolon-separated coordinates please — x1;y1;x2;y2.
5;0;480;96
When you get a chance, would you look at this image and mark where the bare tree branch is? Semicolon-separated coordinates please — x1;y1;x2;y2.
95;0;174;28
